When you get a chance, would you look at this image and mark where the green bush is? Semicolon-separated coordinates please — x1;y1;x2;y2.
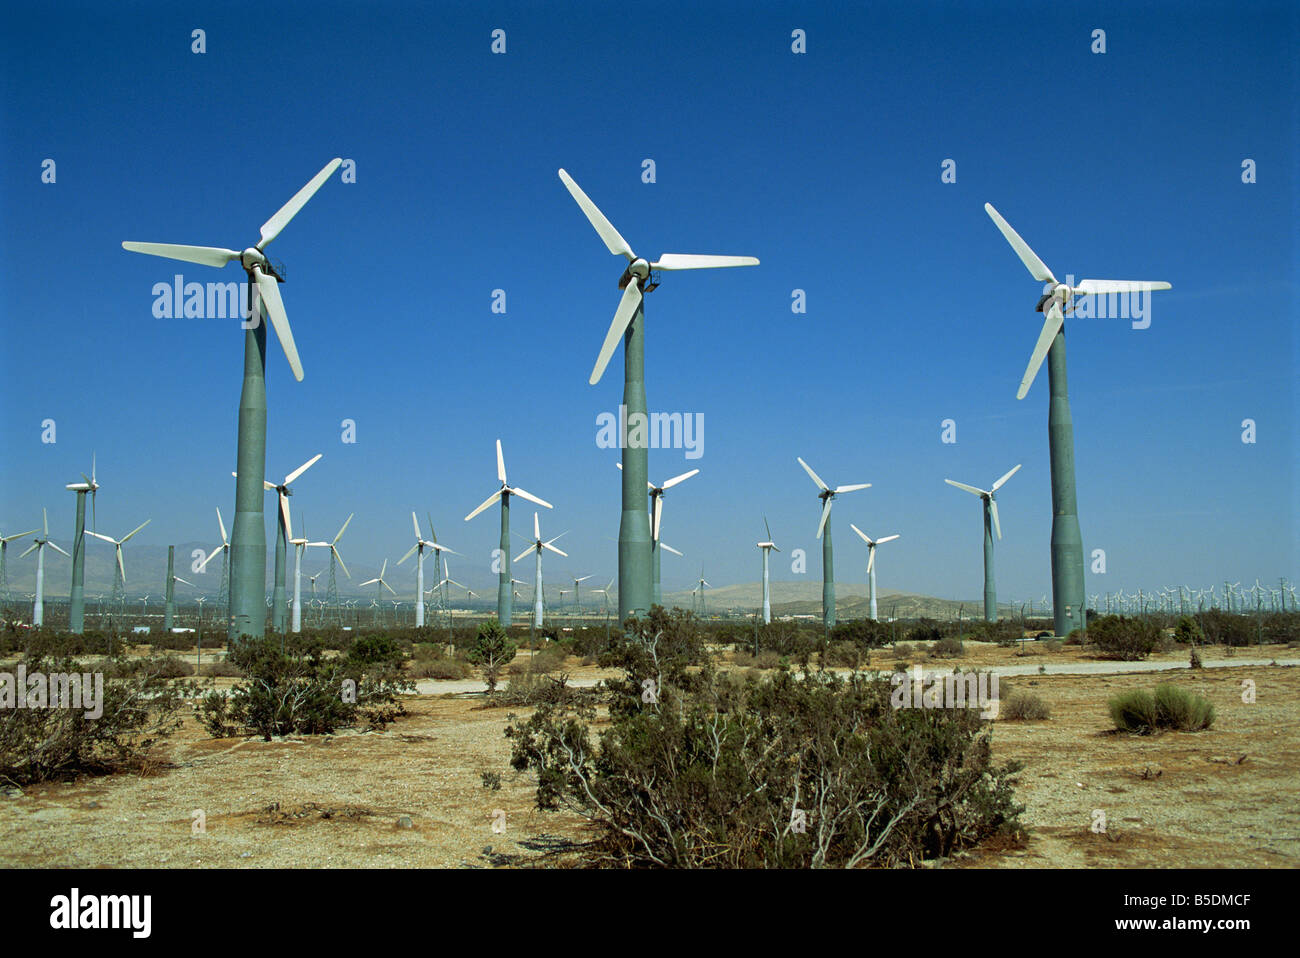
963;620;1021;647
1108;684;1214;734
829;618;892;650
1174;616;1205;646
197;636;413;740
1088;615;1161;660
466;620;517;694
823;640;868;670
1194;610;1255;647
506;665;1023;868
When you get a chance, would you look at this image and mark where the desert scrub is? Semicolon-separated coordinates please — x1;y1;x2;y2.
1088;615;1161;661
506;663;1023;868
0;653;192;785
929;636;965;659
1108;684;1215;734
999;691;1050;721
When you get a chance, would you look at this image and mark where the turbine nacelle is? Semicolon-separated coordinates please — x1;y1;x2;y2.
618;258;652;290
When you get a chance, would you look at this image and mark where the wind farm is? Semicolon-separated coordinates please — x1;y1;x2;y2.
0;1;1294;886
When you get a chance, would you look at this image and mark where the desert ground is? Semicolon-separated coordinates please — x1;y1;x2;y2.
2;641;1297;868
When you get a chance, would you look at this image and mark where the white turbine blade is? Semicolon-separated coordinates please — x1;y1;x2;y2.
42;507;49;537
258;158;342;249
174;577;194;587
279;492;292;542
650;254;759;270
876;534;900;545
412;511;422;541
465;490;502;521
991;463;1022;492
557;169;633;259
1075;280;1171;295
216;506;228;544
990;499;1003;540
590;280;642;385
816;497;833;539
797;457;830;492
660;543;683;557
513;545;535;564
254;269;304;382
575;575;594;583
661;468;699;490
284;453;322;485
333;549;350;579
945;479;988;497
116;547;126;582
398;543;418;565
496;439;507;484
849;523;872;545
431;543;460;556
2;529;39;543
121;242;239;268
651;496;663;543
49;542;71;558
378;558;388;578
121;519;151;543
834;483;871;494
542;541;568;558
983;203;1057;284
197;547;221;571
534;511;540;540
19;542;38;559
359;577;379;587
867;547;876;575
1017;300;1064;400
87;531;116;544
334;512;354;544
383;581;397;597
511;487;553;510
763;515;772;543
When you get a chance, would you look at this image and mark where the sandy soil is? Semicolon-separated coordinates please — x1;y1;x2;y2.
1;644;1296;868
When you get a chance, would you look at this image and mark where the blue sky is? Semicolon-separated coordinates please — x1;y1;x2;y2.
1;0;1295;603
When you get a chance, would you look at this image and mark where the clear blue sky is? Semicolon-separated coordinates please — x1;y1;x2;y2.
1;0;1295;604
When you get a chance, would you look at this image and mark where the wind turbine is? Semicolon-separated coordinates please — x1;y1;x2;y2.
796;456;870;630
691;569;711;617
756;516;780;625
945;464;1020;622
558;168;757;620
1;521;39;616
360;559;397;624
591;578;615;617
318;514;353;625
513;512;567;629
20;509;69;628
984;202;1170;637
123;158;342;641
88;519;150;622
849;525;900;621
196;507;231;628
64;453;98;633
617;462;698;607
464;439;553;628
398;512;457;628
233;453;322;633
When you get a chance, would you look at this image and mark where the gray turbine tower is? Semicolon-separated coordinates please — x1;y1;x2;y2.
513;511;567;629
162;545;195;632
796;457;870;631
64;454;98;633
984;203;1171;637
618;462;697;607
123;158;342;642
756;516;780;625
235;453;321;633
465;439;553;628
558;169;757;622
945;465;1020;622
848;525;899;621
